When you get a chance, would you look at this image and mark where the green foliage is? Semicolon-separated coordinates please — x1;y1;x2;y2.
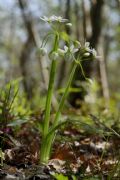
0;148;5;166
70;79;120;137
0;79;31;130
60;31;70;42
53;173;69;180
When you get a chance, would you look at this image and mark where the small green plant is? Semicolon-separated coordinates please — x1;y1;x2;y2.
39;15;98;163
52;173;69;180
0;148;5;166
0;80;31;133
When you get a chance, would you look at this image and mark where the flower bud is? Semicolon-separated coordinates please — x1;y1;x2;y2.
74;40;81;48
85;42;90;47
66;23;72;27
58;48;65;56
83;52;90;57
37;47;47;56
86;78;93;84
49;51;59;60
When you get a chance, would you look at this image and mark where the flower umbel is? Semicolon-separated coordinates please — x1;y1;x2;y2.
40;15;68;23
84;42;98;58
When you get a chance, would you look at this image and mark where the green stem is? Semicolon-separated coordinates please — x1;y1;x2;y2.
54;62;77;127
43;60;57;137
40;34;59;163
43;33;59;137
40;60;57;163
43;62;77;162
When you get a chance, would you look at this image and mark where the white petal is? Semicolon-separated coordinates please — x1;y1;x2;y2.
70;45;74;50
85;42;90;47
92;49;97;56
73;48;79;53
50;15;56;21
40;16;48;21
64;45;68;52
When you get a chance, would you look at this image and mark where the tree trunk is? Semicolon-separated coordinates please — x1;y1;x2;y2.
98;37;110;107
69;0;105;107
19;35;34;100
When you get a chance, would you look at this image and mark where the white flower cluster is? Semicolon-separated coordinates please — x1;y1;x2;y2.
37;41;98;62
58;45;79;61
40;15;68;23
84;42;97;58
39;15;99;61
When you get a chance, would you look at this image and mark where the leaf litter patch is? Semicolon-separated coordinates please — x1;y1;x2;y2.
0;120;120;179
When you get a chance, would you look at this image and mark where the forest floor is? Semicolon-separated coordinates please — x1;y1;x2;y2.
0;109;120;180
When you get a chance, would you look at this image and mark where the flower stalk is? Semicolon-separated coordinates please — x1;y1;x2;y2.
40;33;59;162
39;15;97;164
41;62;77;163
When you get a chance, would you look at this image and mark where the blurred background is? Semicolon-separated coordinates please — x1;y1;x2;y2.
0;0;120;112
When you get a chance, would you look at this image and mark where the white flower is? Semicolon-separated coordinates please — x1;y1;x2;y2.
64;45;79;54
85;42;90;47
40;16;50;22
85;42;91;51
65;45;78;61
40;15;68;23
84;42;98;58
92;48;97;57
64;45;69;53
56;16;68;22
58;45;78;60
58;45;78;61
